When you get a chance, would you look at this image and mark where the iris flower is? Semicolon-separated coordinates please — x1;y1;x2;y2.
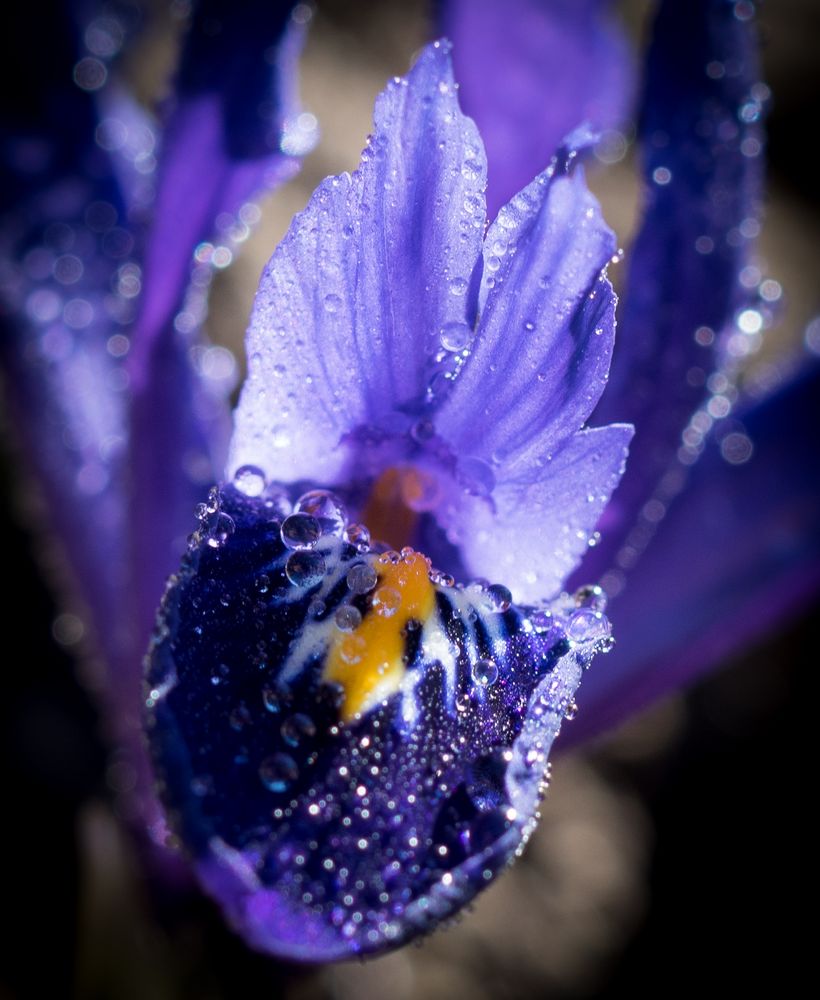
2;0;818;972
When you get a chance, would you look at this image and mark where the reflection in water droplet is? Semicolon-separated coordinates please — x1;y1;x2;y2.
281;713;317;748
335;606;362;632
281;513;321;549
285;550;326;587
259;753;299;792
234;464;267;497
471;658;498;687
295;489;347;536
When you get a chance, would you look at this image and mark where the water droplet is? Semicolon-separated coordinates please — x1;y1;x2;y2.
471;658;498;687
323;293;342;314
347;563;378;595
568;608;610;644
285;550;326;588
229;704;252;731
295;490;346;536
262;685;282;713
372;586;401;617
340;634;366;665
259;753;299;792
440;321;472;352
448;277;468;296
233;464;267;497
573;585;607;613
335;605;362;632
206;512;235;548
486;584;511;613
345;522;371;552
281;713;316;748
281;513;321;549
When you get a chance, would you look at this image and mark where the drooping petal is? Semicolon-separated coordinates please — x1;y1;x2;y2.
585;0;764;580
146;483;608;960
229;41;487;485
567;361;820;745
443;425;633;605
437;137;617;476
444;0;633;216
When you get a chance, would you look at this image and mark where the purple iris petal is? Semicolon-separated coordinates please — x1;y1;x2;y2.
437;130;617;474
587;0;764;580
444;0;633;216
229;41;487;485
147;484;603;959
447;425;633;606
569;362;820;745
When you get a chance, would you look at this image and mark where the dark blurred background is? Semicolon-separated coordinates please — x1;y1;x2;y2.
2;1;818;997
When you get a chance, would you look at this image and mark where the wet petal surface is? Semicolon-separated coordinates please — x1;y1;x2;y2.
146;484;612;960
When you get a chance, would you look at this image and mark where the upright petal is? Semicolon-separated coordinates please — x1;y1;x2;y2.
567;362;820;745
129;0;312;375
437;137;617;477
444;0;633;216
229;42;487;485
586;0;764;580
443;425;633;604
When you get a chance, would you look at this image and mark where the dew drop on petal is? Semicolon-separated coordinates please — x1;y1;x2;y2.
285;550;326;587
233;464;267;497
295;489;347;537
347;563;378;595
281;713;316;748
281;513;321;549
471;658;498;687
334;606;362;632
259;753;299;792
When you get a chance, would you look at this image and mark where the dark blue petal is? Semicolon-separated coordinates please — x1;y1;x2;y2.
567;360;820;744
131;0;311;369
146;484;611;959
585;0;764;582
0;4;133;667
229;42;487;486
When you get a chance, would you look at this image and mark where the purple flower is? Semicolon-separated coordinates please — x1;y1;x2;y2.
2;0;818;974
144;41;631;960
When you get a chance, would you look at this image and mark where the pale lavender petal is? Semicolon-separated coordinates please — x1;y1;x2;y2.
442;425;633;604
437;145;616;478
229;42;487;484
567;362;820;745
586;0;763;580
445;0;633;216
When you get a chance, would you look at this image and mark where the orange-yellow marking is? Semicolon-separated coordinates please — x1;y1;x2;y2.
324;549;437;721
360;466;439;550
